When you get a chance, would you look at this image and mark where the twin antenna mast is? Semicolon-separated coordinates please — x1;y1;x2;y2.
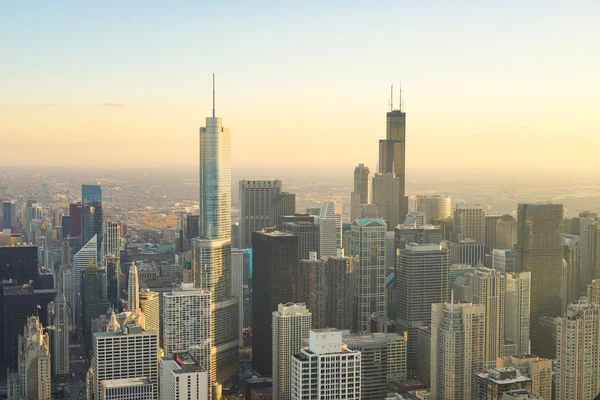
389;83;403;112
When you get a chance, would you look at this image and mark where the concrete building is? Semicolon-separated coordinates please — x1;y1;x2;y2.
516;203;563;352
239;180;282;248
501;390;541;399
450;239;486;267
430;301;485;400
100;377;153;400
415;195;451;225
555;301;600;399
318;201;342;257
396;243;450;375
102;220;120;261
372;173;403;230
562;234;581;312
351;218;387;332
492;249;516;274
485;214;517;253
351;164;371;222
453;203;486;243
82;184;103;258
272;303;312;400
159;352;209;400
127;262;139;311
82;261;112;351
324;249;355;330
47;293;70;376
290;329;361;400
231;249;245;347
473;368;532;400
269;192;296;231
92;325;158;400
297;253;327;328
394;225;443;250
504;272;531;356
588;279;600;304
496;355;552;400
343;332;407;400
416;326;431;387
282;221;320;263
139;290;160;351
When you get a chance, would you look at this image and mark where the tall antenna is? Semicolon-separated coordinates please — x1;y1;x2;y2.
212;73;215;118
390;85;394;111
399;81;403;112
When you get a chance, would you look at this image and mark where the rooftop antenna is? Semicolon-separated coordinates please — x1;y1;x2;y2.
212;73;215;118
399;81;403;112
390;84;394;111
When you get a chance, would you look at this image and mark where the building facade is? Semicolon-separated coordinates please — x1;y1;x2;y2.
351;164;371;222
324;249;355;330
159;352;209;400
239;180;282;248
415;195;451;225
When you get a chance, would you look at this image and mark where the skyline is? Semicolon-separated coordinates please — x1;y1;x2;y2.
2;2;599;174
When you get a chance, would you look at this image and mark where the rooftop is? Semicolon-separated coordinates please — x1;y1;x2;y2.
100;377;152;388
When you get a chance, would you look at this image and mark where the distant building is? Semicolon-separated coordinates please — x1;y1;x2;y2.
81;184;103;258
324;249;355;330
485;214;517;253
139;290;160;350
372;173;403;230
47;293;70;376
239;180;282;248
450;239;486;267
269;192;296;231
318;201;342;257
351;164;371;222
394;225;443;250
282;221;320;262
562;234;581;312
492;249;515;274
504;272;531;356
297;253;327;328
2;284;36;369
415;195;451;225
497;355;552;400
453;203;486;243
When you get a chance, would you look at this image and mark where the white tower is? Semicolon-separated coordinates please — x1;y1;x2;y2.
128;262;139;312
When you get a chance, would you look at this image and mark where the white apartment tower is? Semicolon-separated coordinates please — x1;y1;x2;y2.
351;218;387;332
127;262;139;312
505;272;531;356
319;200;342;257
555;301;600;399
290;329;361;400
159;352;209;400
272;303;312;400
430;301;485;400
92;325;158;400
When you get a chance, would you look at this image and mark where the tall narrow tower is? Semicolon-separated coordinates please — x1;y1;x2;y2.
128;262;139;312
192;75;239;387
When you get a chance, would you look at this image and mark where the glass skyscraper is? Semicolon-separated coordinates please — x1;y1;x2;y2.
81;184;103;256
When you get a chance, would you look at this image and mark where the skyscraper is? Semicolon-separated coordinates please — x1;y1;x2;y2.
515;203;563;352
453;203;486;243
2;201;16;231
81;184;103;257
318;201;342;257
485;214;517;253
579;216;600;293
450;239;486;267
282;220;320;262
102;220;120;261
555;301;600;399
562;234;581;311
193;80;239;386
82;261;112;351
430;301;485;400
139;290;159;350
588;279;600;304
504;272;531;356
48;293;70;376
290;329;361;400
351;218;386;332
396;243;450;374
378;99;409;221
74;234;98;325
127;262;139;311
239;180;282;248
415;195;451;225
2;284;36;369
252;228;298;375
492;249;516;274
371;172;402;230
497;355;552;400
159;352;209;400
324;249;355;330
272;303;312;400
351;164;371;222
270;192;296;231
296;253;327;328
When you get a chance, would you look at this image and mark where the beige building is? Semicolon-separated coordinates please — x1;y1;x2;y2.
497;355;552;400
505;272;531;356
415;195;451;224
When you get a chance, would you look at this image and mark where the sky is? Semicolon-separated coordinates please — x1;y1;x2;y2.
1;1;599;176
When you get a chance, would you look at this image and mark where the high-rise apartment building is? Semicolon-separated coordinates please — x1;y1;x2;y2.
82;184;103;257
473;368;532;400
272;303;312;400
351;164;371;222
139;290;160;350
504;272;531;356
92;325;158;400
351;218;386;332
588;279;600;304
372;173;403;230
415;195;451;225
297;253;327;328
239;180;282;248
162;284;211;380
48;293;70;376
324;249;355;330
102;220;120;261
492;249;516;274
562;234;581;311
290;329;361;400
453;203;486;243
430;301;485;400
282;221;320;262
343;332;407;400
270;192;296;231
159;352;209;400
252;229;298;375
497;355;552;400
450;239;486;267
396;243;450;374
555;301;600;399
318;201;342;257
515;203;563;352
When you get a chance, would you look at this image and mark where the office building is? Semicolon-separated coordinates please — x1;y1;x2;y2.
402;211;427;227
0;243;39;284
139;290;160;350
252;228;298;375
372;173;403;230
351;218;386;332
394;225;443;250
47;293;70;376
485;214;517;253
99;377;153;400
324;249;355;330
504;272;531;356
318;201;342;257
453;203;486;243
515;203;563;352
82;261;112;351
572;212;600;292
104;256;121;312
102;220;120;261
430;301;485;400
159;352;209;400
231;248;245;347
396;243;450;374
282;221;320;262
473;368;532;400
415;195;451;225
497;355;552;400
416;326;431;387
127;262;139;311
272;303;312;400
2;201;16;231
92;325;158;400
82;184;103;257
555;301;600;399
239;180;282;248
74;234;98;321
562;234;581;311
450;239;486;267
297;253;327;328
270;192;296;231
2;284;36;369
10;316;51;400
343;332;407;400
290;329;361;400
162;284;211;379
69;202;83;240
351;164;371;222
492;249;516;274
469;267;506;370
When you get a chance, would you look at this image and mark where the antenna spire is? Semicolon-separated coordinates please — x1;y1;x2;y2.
391;85;394;111
399;81;403;112
212;73;215;118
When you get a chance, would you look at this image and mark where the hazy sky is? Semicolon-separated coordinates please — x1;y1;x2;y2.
1;1;599;175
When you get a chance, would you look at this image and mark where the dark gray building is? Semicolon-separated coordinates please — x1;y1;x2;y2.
282;221;320;262
239;180;282;248
324;251;355;331
450;239;486;267
269;192;296;231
